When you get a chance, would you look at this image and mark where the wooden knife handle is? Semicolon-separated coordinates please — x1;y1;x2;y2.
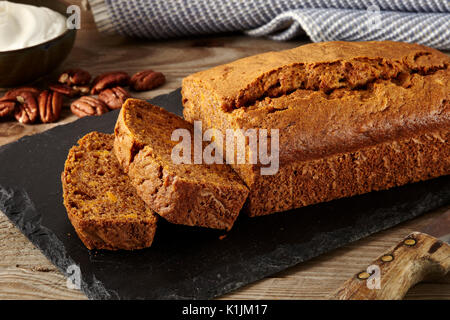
330;232;450;300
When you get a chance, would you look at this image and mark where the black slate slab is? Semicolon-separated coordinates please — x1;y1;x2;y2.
0;89;449;300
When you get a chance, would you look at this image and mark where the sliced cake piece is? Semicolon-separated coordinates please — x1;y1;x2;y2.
114;99;249;230
62;132;158;250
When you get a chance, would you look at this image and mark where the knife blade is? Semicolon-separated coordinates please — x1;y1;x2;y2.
331;209;450;300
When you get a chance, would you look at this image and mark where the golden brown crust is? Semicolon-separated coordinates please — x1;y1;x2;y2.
182;41;450;216
183;41;448;112
62;132;158;250
114;99;249;230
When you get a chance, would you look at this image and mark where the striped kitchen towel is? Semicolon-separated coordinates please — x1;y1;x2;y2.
88;0;450;49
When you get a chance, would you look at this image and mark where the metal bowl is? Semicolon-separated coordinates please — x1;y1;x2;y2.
0;0;77;87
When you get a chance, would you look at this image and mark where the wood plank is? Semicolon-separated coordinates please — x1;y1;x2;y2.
0;1;448;300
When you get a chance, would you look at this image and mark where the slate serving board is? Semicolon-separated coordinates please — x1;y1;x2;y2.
0;89;449;300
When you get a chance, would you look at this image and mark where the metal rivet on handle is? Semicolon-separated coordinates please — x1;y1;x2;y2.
381;254;394;262
357;271;370;280
404;239;416;246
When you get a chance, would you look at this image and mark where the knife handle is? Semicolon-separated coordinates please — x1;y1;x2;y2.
331;232;450;300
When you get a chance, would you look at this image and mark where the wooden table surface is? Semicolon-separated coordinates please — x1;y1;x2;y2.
0;2;449;300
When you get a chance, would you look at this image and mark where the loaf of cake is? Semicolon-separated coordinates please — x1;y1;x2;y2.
62;132;158;250
114;99;249;230
182;41;450;217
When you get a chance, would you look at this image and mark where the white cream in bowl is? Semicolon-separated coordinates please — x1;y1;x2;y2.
0;1;67;52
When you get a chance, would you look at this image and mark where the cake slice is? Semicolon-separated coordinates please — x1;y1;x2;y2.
114;99;249;230
62;132;158;250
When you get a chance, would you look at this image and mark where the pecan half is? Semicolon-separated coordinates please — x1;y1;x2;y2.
130;70;165;91
98;86;130;110
58;68;91;86
91;71;130;94
14;91;38;124
49;83;77;97
38;90;63;123
49;82;91;97
70;96;109;118
0;101;16;118
1;87;40;101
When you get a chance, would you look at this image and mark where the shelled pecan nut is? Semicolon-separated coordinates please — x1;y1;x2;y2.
49;83;77;97
50;82;91;97
14;91;38;124
91;71;130;94
130;70;165;91
98;86;130;110
1;87;40;101
38;90;63;123
0;101;16;118
70;96;109;118
58;68;91;86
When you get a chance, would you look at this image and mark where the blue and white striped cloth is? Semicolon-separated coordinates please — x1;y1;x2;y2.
88;0;450;49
